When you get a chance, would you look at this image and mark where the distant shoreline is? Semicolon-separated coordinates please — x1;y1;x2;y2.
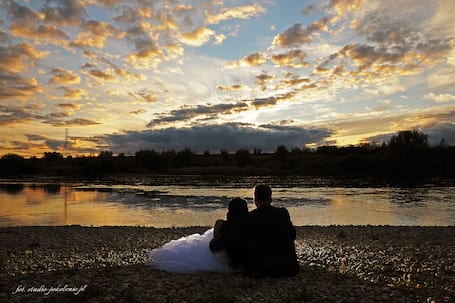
1;225;454;302
2;173;455;188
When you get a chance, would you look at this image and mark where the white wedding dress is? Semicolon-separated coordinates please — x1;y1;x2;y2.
146;228;233;273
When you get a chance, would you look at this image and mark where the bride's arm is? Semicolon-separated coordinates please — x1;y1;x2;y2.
209;219;226;252
213;219;225;238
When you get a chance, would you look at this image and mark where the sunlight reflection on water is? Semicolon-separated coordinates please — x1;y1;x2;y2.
0;178;454;227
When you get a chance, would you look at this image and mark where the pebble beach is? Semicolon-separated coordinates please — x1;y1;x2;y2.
0;225;454;302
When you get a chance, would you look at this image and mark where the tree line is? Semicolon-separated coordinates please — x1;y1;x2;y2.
1;130;454;178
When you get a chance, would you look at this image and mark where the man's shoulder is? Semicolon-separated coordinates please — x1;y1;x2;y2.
249;205;289;216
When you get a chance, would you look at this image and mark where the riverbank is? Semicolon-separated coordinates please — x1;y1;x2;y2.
0;226;454;302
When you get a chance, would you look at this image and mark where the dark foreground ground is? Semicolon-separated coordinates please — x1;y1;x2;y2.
0;225;454;303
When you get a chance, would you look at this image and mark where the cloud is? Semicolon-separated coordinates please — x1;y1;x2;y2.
270;50;309;68
275;76;311;90
129;90;158;103
72;20;122;48
88;69;115;81
217;84;245;91
59;87;87;100
272;18;329;47
205;3;266;24
251;97;277;109
50;68;81;85
56;103;81;110
1;0;43;24
226;52;266;67
255;73;275;89
0;42;49;73
147;102;249;126
41;0;88;26
126;47;163;69
424;93;455;103
0;104;39;125
44;118;100;127
0;73;42;100
424;122;455;145
10;23;69;46
107;123;334;153
179;26;215;46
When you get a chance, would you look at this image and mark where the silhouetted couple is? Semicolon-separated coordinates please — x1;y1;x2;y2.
210;185;300;277
147;185;299;278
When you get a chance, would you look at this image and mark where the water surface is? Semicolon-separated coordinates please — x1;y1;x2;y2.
0;176;454;227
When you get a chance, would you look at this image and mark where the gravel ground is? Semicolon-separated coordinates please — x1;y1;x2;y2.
0;225;454;302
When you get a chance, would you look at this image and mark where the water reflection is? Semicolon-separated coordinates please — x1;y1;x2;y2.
0;180;454;227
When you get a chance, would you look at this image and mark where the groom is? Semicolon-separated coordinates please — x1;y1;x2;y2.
210;184;300;278
243;184;300;277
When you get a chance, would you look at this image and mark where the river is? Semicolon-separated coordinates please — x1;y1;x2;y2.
0;176;454;227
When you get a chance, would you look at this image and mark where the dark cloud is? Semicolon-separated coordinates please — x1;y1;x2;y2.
88;69;115;81
45;118;100;127
251;97;277;109
0;104;38;125
272;17;328;47
25;134;47;141
425;123;455;145
147;102;249;126
365;120;455;146
107;123;334;153
270;50;308;68
0;72;42;100
1;0;42;24
42;0;88;26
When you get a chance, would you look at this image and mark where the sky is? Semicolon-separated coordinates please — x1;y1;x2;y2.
1;0;455;157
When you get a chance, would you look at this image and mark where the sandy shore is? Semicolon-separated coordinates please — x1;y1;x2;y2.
0;225;454;303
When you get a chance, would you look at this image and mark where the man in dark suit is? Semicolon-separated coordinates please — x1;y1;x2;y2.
243;184;300;278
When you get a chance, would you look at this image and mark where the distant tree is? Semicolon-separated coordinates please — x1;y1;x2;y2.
386;130;429;177
0;154;30;175
275;145;289;161
43;152;63;161
253;148;262;155
135;150;169;171
291;147;302;154
389;130;429;151
235;149;250;167
174;148;193;167
98;151;113;158
220;149;229;160
203;150;210;157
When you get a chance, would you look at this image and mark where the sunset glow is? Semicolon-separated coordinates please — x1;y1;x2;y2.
1;0;454;156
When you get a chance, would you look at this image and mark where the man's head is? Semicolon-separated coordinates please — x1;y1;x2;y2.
254;184;272;207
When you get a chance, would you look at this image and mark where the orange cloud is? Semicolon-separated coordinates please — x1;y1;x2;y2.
206;4;266;24
10;23;69;46
88;69;115;81
72;20;122;48
179;26;215;46
0;75;42;101
227;52;266;67
217;84;245;91
126;47;163;68
50;68;81;85
270;50;308;67
59;87;87;100
0;43;48;73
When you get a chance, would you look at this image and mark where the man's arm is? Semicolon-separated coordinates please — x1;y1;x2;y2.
282;208;296;240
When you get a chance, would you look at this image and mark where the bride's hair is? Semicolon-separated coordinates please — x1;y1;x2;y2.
227;198;248;221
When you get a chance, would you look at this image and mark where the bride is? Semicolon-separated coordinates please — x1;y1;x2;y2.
146;198;248;273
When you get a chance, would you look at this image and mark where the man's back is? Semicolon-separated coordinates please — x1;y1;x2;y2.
244;204;300;278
